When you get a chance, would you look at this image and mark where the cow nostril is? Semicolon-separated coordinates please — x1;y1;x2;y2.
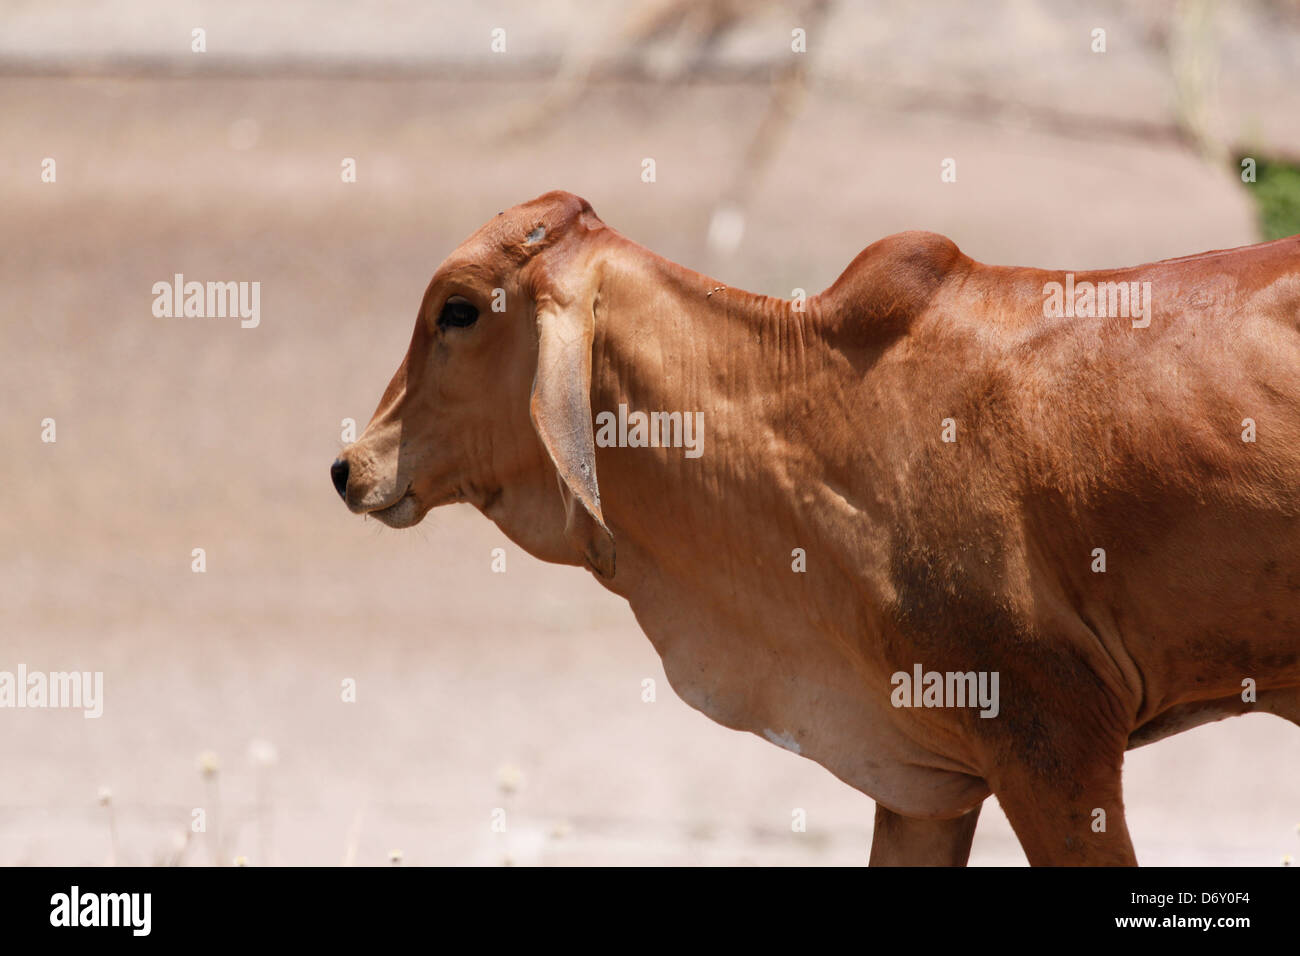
330;458;350;501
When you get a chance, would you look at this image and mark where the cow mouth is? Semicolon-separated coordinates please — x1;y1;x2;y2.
367;489;424;529
366;485;466;529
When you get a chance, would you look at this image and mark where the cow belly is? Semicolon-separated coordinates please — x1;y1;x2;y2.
1130;686;1300;748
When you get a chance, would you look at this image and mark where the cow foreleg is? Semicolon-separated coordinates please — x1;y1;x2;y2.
990;752;1136;866
868;802;983;866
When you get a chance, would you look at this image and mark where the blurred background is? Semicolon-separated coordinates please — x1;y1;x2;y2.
2;0;1298;865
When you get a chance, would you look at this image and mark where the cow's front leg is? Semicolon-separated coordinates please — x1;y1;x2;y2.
868;802;983;866
991;761;1135;865
984;699;1137;865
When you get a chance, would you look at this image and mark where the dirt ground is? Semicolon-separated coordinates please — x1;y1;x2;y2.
1;72;1297;865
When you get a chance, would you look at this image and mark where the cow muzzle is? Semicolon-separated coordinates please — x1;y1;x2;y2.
329;448;418;523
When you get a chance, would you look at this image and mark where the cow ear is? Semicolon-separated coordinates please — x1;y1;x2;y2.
529;293;616;579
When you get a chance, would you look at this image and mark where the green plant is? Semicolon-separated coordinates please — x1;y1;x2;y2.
1239;155;1300;241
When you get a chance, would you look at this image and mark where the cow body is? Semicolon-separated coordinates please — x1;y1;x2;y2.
336;192;1300;864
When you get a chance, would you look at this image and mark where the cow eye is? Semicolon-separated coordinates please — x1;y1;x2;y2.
439;296;479;329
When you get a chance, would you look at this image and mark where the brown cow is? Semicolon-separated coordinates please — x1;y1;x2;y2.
331;190;1300;865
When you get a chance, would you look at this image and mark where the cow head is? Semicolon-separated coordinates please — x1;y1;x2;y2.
330;191;616;578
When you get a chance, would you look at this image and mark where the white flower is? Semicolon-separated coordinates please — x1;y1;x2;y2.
496;764;525;794
248;739;278;768
197;751;220;778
